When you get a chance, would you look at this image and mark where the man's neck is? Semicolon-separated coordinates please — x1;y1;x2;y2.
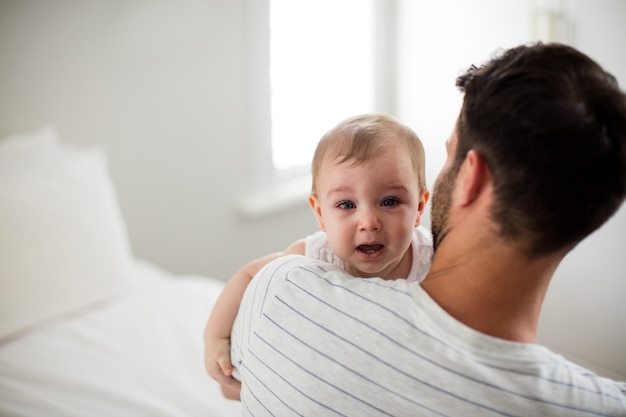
421;235;562;344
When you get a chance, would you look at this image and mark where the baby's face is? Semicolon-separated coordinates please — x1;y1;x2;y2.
310;142;424;280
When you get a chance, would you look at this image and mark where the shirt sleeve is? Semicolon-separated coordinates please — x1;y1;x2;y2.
305;230;345;268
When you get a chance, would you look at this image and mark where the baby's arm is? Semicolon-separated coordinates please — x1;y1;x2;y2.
204;239;305;398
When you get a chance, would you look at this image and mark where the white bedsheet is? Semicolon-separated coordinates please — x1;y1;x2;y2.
0;260;241;417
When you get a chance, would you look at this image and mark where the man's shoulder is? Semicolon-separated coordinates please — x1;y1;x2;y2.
249;255;350;300
257;256;425;332
260;254;345;281
261;254;414;288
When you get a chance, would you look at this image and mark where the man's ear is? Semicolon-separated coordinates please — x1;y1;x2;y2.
457;150;489;207
308;194;326;231
414;190;430;227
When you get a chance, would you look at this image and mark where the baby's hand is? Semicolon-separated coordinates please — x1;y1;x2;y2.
205;337;241;400
213;338;234;377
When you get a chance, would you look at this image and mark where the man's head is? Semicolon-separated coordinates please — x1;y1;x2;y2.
432;43;626;256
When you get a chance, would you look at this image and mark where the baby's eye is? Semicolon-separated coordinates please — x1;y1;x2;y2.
381;198;399;207
337;201;356;210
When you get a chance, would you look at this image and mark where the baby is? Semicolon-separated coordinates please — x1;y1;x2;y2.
204;113;432;395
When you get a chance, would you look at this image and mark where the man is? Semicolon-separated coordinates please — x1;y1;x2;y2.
221;43;626;415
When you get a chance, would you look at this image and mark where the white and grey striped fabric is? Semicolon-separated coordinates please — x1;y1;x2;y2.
231;255;626;417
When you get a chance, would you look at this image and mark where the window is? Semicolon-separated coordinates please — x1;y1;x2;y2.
242;0;397;217
270;0;376;174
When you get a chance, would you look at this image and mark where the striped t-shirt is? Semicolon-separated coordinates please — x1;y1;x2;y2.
231;255;626;416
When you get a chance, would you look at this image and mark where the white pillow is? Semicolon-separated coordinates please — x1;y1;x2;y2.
0;127;133;340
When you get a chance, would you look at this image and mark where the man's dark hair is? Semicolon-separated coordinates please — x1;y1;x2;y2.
455;42;626;256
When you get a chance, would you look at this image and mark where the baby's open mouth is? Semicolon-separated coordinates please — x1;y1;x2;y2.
357;244;384;254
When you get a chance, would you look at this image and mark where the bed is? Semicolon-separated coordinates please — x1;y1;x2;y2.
0;127;241;416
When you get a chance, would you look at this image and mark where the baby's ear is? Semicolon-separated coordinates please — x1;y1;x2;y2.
415;190;430;226
308;194;326;231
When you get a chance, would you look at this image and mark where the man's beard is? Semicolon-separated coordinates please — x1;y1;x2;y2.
430;166;456;252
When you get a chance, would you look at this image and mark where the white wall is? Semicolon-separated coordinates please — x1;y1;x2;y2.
0;0;624;379
0;0;319;281
396;0;626;379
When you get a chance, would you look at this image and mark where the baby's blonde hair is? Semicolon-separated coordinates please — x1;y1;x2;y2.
311;113;427;196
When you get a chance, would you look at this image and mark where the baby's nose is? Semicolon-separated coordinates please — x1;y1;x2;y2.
358;208;381;231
